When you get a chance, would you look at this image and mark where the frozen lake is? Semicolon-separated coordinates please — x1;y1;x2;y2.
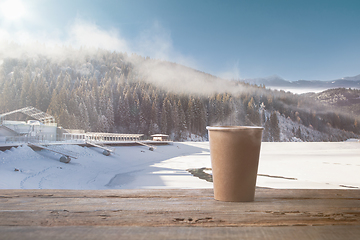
0;142;359;190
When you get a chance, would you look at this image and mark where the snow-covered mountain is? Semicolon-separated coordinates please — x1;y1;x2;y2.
305;88;360;115
0;43;359;142
341;74;360;81
242;75;292;87
242;75;360;92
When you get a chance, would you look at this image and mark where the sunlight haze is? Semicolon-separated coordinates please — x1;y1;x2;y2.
0;0;359;81
0;0;26;21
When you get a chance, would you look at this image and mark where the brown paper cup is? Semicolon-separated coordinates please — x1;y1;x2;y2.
207;126;263;202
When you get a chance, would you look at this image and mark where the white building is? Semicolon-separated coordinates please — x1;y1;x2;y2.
0;120;57;142
0;107;58;143
151;134;169;141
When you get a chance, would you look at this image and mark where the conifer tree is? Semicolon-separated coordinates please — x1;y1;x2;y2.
149;101;160;134
177;99;187;137
35;75;51;112
160;103;167;134
117;94;131;132
20;73;31;108
28;80;37;108
186;97;194;132
296;126;302;139
106;98;115;132
246;97;260;126
262;117;271;142
79;101;91;132
269;112;280;142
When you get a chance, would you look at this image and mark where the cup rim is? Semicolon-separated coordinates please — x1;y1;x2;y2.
206;126;264;131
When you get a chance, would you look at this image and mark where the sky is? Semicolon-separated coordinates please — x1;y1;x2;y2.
0;0;360;81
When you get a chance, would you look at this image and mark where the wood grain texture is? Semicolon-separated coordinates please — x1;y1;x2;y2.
1;226;360;240
0;189;359;239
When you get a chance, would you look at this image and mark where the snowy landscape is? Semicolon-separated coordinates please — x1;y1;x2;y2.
1;2;360;238
1;141;359;190
1;9;360;193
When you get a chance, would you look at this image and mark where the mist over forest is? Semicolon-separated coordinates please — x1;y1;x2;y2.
0;43;359;141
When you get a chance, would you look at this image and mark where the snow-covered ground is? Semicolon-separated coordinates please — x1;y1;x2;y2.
0;142;359;190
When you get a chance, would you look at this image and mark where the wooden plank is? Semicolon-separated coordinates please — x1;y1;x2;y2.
0;188;359;199
0;189;359;228
1;226;360;240
0;189;359;239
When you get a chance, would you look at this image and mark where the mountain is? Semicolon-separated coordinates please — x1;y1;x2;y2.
242;75;292;87
0;43;359;142
342;74;360;81
242;75;360;92
305;88;360;115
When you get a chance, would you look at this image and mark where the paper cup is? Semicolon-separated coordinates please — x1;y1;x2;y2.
207;126;263;202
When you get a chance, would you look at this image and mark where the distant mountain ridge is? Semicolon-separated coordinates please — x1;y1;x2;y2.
306;88;360;115
342;74;360;81
242;75;360;90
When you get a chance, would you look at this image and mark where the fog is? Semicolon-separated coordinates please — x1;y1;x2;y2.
130;57;248;96
0;18;250;96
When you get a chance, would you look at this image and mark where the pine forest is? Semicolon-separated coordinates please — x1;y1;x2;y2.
0;45;359;142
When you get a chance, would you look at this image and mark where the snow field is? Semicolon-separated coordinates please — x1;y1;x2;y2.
0;142;359;190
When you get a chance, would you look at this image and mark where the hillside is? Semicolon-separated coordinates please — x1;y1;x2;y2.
305;88;360;115
0;44;359;142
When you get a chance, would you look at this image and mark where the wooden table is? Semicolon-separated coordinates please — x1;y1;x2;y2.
0;189;359;239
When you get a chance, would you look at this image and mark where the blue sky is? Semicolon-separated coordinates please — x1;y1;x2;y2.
1;0;360;81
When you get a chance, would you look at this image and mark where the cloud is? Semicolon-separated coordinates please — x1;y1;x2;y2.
131;58;248;96
0;21;126;67
217;60;241;80
0;17;198;67
66;19;129;52
0;17;250;95
134;21;172;60
133;21;198;69
0;18;129;53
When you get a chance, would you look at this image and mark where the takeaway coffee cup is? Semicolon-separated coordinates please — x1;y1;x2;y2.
207;126;263;202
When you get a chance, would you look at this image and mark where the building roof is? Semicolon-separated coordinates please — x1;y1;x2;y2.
151;134;169;137
85;132;144;137
0;107;55;125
